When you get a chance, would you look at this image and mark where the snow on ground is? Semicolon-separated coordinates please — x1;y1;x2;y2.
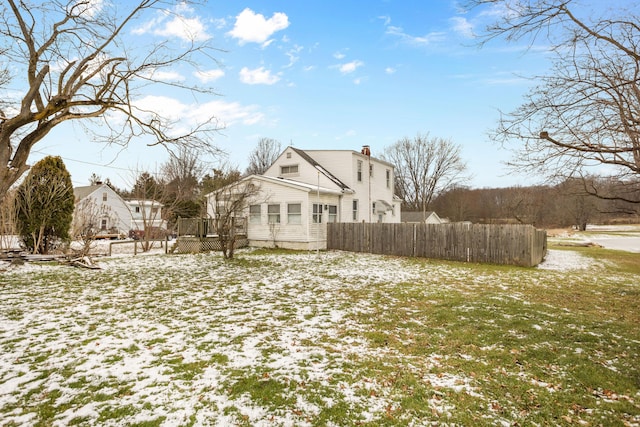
1;233;637;425
536;249;595;271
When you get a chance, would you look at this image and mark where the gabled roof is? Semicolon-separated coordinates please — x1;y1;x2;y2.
290;147;351;191
258;174;349;195
401;211;443;223
205;174;349;199
73;184;104;201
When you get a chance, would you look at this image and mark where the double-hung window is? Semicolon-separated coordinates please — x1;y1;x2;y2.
312;204;323;223
249;204;261;224
287;203;301;224
268;204;280;224
352;200;358;221
327;205;338;223
357;160;363;182
386;169;391;188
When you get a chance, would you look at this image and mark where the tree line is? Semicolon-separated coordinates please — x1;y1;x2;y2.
431;178;639;230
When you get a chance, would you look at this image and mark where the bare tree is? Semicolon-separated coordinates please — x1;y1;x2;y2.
467;0;640;203
245;138;282;175
71;197;117;256
206;168;260;259
0;190;17;250
383;133;468;215
161;146;207;227
0;0;222;199
127;171;167;252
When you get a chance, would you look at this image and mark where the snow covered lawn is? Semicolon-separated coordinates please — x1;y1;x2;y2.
1;248;638;426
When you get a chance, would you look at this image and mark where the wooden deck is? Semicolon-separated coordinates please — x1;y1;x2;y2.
174;218;248;253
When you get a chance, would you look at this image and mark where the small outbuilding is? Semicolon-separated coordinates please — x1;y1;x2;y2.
401;211;445;225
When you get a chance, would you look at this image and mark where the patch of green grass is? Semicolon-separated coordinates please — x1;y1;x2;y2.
226;371;297;409
129;417;167;427
97;404;138;423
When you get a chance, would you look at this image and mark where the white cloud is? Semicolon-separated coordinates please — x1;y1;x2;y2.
378;15;391;27
228;8;289;46
132;5;210;42
450;17;474;38
285;45;303;68
385;67;396;74
386;25;446;46
194;100;266;126
337;60;364;74
239;67;280;85
333;51;346;60
194;69;225;83
133;95;265;130
134;95;188;123
160;16;209;41
141;69;186;82
72;0;104;18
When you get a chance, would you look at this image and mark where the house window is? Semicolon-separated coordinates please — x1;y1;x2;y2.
312;204;323;223
151;207;159;216
268;204;281;224
100;219;107;230
352;200;358;221
135;206;140;213
280;165;299;175
372;202;376;214
286;152;292;159
328;205;338;223
369;164;374;177
386;169;391;188
102;192;107;202
287;203;301;224
357;160;363;182
249;204;261;224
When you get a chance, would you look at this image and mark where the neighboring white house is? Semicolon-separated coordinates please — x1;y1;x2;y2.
73;183;131;237
73;183;167;238
126;199;166;232
206;146;402;250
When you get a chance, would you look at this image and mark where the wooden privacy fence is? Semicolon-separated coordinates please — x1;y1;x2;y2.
327;223;547;267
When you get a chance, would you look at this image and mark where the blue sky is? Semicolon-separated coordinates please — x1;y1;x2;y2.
29;0;559;189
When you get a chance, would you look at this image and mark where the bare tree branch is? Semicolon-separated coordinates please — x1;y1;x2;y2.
0;0;224;197
467;0;640;203
383;133;469;213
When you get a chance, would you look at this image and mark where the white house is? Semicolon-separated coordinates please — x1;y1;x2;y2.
126;199;166;232
206;146;402;250
73;183;131;237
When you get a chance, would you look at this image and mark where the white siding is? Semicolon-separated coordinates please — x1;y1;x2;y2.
264;148;342;190
302;150;354;186
302;149;399;223
76;185;132;233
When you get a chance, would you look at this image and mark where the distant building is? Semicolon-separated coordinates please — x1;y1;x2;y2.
73;183;131;235
401;211;445;224
73;183;166;238
126;199;166;232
